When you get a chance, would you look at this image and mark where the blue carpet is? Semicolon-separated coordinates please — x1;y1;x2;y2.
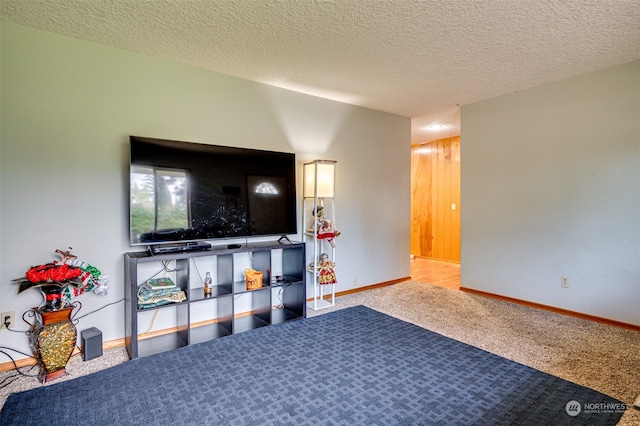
1;306;626;425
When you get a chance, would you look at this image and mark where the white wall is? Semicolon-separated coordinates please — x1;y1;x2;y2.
0;23;411;359
461;60;640;326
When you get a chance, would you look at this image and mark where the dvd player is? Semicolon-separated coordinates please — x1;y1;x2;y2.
147;242;212;256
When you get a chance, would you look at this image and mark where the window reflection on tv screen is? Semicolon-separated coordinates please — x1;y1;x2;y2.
129;136;297;246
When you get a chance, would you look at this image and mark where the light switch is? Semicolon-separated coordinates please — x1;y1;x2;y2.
452;203;457;211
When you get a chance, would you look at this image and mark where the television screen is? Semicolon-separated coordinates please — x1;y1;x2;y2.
129;136;297;246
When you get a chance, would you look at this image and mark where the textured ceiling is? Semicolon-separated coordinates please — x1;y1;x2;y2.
1;0;639;143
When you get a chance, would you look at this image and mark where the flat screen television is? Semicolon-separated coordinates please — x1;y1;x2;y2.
129;136;297;246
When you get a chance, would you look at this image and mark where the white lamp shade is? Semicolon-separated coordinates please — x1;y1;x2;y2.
304;161;335;198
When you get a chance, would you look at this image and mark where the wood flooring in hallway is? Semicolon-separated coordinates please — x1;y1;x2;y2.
410;257;460;290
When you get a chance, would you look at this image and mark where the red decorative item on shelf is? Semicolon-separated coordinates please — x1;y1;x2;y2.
317;253;337;285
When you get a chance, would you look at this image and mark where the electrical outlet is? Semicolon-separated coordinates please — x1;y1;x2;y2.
561;276;570;288
1;311;15;330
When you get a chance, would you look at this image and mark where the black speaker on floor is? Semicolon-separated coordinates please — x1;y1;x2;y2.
81;327;102;361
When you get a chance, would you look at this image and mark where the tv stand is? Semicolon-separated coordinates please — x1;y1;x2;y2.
278;235;293;244
125;240;306;359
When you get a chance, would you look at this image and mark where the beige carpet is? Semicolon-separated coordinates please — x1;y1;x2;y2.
2;280;639;424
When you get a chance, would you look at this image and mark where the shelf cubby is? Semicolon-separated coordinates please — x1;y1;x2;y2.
124;241;306;359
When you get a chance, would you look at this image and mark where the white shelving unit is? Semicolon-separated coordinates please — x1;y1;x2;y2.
303;160;338;310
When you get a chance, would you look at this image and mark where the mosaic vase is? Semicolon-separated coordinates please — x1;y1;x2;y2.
26;304;79;383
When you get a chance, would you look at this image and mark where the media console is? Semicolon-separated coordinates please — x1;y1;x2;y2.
124;241;306;359
147;241;212;256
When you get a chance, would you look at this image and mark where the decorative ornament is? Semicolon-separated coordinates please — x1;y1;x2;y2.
13;247;109;310
24;303;80;383
313;206;341;247
317;253;337;285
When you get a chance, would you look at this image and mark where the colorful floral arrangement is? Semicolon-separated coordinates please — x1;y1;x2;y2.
13;247;109;308
25;263;82;284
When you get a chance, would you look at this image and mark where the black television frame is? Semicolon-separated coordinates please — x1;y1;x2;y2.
129;136;297;247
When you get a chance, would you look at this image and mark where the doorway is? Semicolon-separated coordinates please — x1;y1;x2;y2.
410;257;460;290
410;136;461;289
